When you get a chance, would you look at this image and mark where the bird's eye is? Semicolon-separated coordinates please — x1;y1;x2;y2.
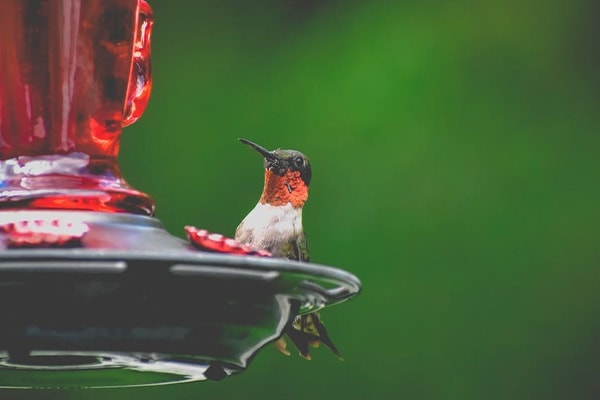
294;156;304;167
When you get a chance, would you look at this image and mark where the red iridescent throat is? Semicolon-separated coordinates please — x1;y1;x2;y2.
259;169;308;208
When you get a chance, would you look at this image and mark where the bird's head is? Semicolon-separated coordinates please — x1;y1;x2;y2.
239;138;311;208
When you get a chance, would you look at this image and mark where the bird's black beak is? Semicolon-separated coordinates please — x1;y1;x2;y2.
238;138;278;161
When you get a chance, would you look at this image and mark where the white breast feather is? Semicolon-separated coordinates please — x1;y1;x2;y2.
236;202;303;251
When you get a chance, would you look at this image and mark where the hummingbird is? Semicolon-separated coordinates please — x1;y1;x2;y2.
235;138;342;360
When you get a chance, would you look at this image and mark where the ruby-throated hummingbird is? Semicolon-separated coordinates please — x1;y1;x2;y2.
236;138;341;360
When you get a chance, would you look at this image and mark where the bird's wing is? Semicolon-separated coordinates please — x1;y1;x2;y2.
293;233;310;262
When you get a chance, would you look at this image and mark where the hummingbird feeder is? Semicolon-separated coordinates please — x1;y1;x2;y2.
0;0;360;389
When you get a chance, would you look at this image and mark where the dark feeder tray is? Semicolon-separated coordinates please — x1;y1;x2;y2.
0;211;360;388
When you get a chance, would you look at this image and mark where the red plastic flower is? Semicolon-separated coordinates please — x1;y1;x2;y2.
2;219;89;248
185;226;271;257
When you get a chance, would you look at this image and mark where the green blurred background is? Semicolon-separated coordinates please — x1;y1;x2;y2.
8;0;600;398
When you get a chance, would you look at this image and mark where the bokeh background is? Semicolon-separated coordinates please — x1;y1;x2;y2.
9;0;600;399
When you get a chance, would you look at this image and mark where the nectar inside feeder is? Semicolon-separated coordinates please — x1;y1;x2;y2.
0;0;360;389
